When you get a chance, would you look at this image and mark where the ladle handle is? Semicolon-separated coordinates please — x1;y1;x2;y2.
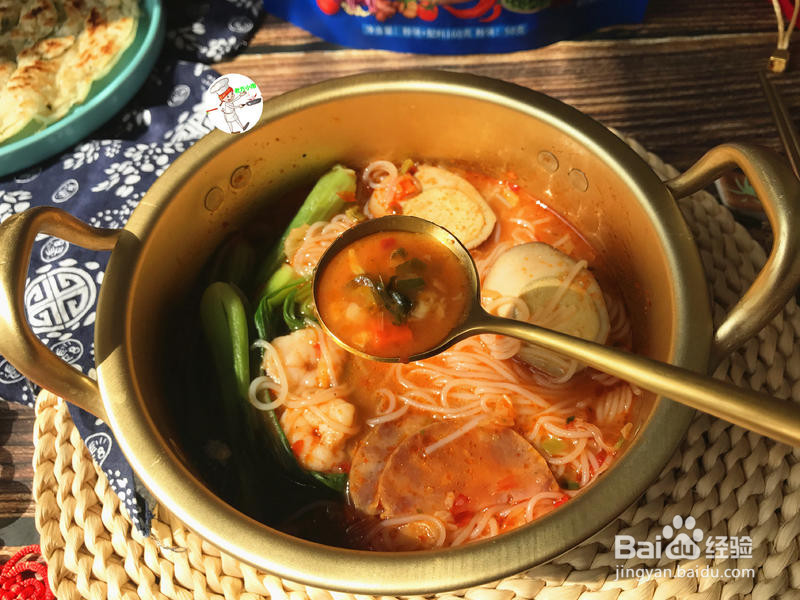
0;207;120;422
665;143;800;366
468;313;800;447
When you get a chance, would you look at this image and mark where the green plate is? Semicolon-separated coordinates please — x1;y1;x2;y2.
0;0;165;179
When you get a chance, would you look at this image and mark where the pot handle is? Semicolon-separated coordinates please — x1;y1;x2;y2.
0;207;120;422
665;143;800;367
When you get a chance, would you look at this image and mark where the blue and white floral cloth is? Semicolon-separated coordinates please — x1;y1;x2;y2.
0;0;263;535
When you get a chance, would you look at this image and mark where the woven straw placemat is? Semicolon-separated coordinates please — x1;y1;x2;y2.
32;136;800;600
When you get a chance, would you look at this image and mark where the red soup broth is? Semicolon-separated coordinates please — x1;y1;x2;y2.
315;231;471;359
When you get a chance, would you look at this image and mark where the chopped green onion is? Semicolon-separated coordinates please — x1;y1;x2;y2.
540;437;567;456
345;205;367;222
399;158;415;175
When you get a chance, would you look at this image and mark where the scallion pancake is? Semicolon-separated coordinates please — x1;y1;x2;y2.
0;0;138;144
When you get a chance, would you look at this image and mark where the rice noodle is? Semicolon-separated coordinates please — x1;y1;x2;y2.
289;214;357;277
474;241;513;278
249;340;289;409
544;437;587;465
551;233;571;249
595;384;634;426
363;160;397;188
510;216;550;229
507;216;547;245
285;386;349;409
530;259;587;323
523;492;564;521
307;404;359;435
368;513;447;549
248;375;284;411
424;415;485;456
605;292;632;346
531;415;613;453
366;404;409;426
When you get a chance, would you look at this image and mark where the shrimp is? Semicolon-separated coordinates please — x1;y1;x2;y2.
280;396;357;472
264;326;358;472
267;326;345;389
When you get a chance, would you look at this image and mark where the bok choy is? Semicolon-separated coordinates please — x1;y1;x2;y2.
249;165;358;495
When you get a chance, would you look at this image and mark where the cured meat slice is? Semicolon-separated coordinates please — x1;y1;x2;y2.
348;413;430;515
378;422;559;518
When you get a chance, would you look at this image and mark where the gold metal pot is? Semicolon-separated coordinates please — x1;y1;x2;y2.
2;71;799;594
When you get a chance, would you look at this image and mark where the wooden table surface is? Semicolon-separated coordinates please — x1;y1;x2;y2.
1;0;798;562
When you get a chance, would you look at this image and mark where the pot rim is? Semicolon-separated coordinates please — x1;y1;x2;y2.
95;70;709;594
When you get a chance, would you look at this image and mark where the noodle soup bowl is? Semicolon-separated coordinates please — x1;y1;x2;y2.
2;70;799;594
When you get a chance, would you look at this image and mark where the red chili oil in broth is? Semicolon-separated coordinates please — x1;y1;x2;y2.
315;231;471;360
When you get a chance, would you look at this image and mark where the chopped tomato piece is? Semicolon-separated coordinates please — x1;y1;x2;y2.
393;174;419;201
451;495;474;526
291;440;305;457
337;190;357;203
370;319;413;349
380;236;397;250
553;494;570;507
453;510;474;527
452;493;470;510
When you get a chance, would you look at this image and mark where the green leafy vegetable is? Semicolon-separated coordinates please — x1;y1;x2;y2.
350;273;424;325
253;164;357;289
207;236;256;290
309;472;348;494
247;166;362;498
390;247;407;261
254;265;304;340
282;282;314;331
201;282;251;402
200;281;262;511
395;257;427;277
392;277;425;298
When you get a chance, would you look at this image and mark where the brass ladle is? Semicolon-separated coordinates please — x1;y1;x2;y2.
313;215;800;447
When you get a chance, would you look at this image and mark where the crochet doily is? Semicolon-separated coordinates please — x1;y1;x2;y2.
32;135;800;600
